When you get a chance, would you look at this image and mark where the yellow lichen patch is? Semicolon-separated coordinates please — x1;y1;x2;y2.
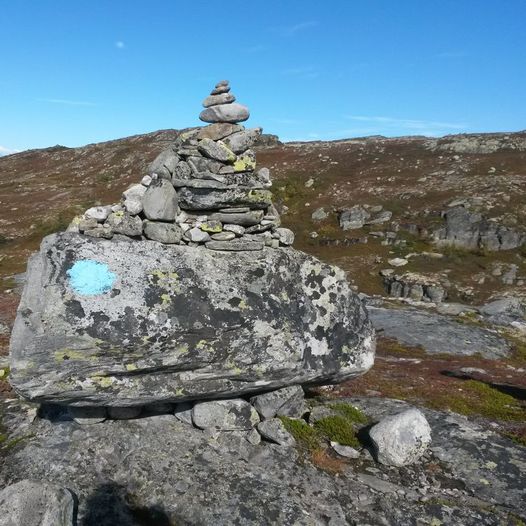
195;340;214;353
200;222;222;233
90;375;114;388
234;155;256;172
160;293;171;306
149;269;181;296
125;363;138;371
238;299;248;310
54;349;92;362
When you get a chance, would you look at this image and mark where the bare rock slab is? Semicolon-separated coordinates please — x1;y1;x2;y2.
9;232;375;406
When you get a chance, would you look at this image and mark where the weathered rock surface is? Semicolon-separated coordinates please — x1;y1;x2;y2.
1;397;524;525
369;408;432;466
9;232;375;406
0;479;76;526
367;306;511;359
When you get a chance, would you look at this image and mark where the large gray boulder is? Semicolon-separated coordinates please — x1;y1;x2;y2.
9;232;375;406
0;479;76;526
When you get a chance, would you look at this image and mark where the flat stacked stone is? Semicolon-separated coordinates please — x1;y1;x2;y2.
69;81;293;251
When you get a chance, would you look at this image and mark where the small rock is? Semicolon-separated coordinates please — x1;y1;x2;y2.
251;385;306;419
196;123;244;141
223;224;245;236
331;441;360;459
222;128;262;154
192;399;260;430
141;175;152;186
202;92;236;108
85;206;111;223
205;239;264;251
143;221;183;244
142;179;178;221
174;402;194;425
369;408;432;467
211;231;236;241
184;227;211;243
311;207;329;221
68;406;107;425
275;227;294;246
257;418;296;446
148;148;179;179
106;212;143;237
388;258;408;267
199;103;250;124
198;138;237;163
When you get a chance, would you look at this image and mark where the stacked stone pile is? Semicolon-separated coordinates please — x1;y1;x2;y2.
71;80;294;251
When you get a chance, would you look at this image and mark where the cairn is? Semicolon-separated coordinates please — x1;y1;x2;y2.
73;80;294;251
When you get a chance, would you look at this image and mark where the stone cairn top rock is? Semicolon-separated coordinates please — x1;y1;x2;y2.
69;80;294;251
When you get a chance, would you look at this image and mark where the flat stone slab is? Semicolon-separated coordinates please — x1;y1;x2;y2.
367;306;511;359
9;232;375;406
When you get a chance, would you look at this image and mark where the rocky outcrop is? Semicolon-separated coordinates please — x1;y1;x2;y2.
381;270;448;303
338;205;392;230
433;206;525;251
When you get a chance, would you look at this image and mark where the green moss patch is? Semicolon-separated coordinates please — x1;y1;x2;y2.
328;402;368;425
279;416;321;450
313;415;361;448
430;380;524;422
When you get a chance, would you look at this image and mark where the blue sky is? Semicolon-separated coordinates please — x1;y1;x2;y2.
1;0;525;153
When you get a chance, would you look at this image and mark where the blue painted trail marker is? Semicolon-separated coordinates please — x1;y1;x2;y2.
67;259;116;295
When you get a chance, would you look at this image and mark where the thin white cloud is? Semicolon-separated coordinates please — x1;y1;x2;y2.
0;145;20;156
273;20;318;37
37;98;98;107
115;41;125;49
345;115;467;131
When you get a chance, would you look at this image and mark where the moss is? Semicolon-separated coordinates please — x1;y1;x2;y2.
313;415;361;448
279;416;321;451
429;380;524;422
328;402;368;425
